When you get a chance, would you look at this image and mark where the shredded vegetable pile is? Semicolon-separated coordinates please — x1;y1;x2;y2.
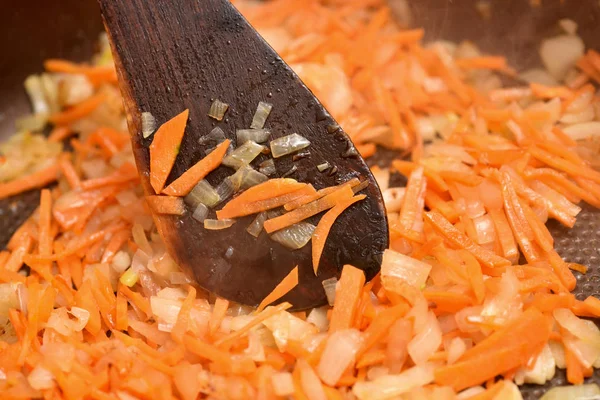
3;0;600;399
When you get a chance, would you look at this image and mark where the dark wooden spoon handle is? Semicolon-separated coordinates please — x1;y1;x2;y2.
98;0;388;309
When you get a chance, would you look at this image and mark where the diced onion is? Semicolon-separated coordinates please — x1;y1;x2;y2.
317;329;362;386
27;365;54;390
317;162;330;172
561;105;595;124
554;308;600;349
446;337;467;365
69;307;91;332
472;214;495;245
263;310;319;351
559;18;578;35
352;364;435;400
251;101;273;129
270;222;315;249
381;249;432;291
407;311;442;365
141;112;156;138
192;203;209;223
198;126;226;145
371;166;390;192
306;307;329;332
208;99;229;121
204;219;236;230
258;159;277;176
229;165;268;191
519;68;559;86
247;212;267;238
540;384;600;400
237;128;271;144
111;251;131;274
270;133;310;158
383;188;406;213
321;278;338;306
563;121;600;141
185;180;220;208
215;178;235;204
222;140;265;169
57;74;94;107
24;75;50;115
548;340;566;369
539;34;584;80
150;296;182;326
514;343;555;385
271;372;294;397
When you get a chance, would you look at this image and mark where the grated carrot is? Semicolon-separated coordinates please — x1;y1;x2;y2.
329;265;366;332
49;92;106;125
257;266;299;312
146;195;186;215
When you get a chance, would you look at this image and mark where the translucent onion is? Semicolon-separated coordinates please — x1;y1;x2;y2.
371;166;390;192
184;179;220;208
562;121;600;140
215;177;234;204
141;111;156;138
317;329;362;386
258;159;277;176
111;251;132;273
150;296;182;326
24;75;50;115
472;214;496;245
352;364;435;400
321;277;338;306
519;68;559;86
270;133;310;158
40;73;59;113
229;166;268;191
208;99;229;121
57;74;94;107
198;126;226;146
236;128;271;144
540;384;600;400
204;218;236;230
222;140;265;169
269;222;315;249
548;340;566;369
192;203;209;223
514;343;555;385
0;283;19;318
446;337;467;365
317;162;330;172
27;365;54;390
381;249;432;292
407;311;442;365
561;105;595;125
263;310;319;351
383;188;406;213
246;212;267;237
306;307;329;332
540;34;584;80
271;372;295;397
251;101;273;129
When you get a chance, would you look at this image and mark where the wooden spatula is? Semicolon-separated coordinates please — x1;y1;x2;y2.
98;0;388;310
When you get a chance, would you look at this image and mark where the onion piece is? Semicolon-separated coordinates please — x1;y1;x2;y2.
198;126;226;146
237;129;271;144
383;188;406;213
215;178;234;204
269;222;315;249
24;75;50;115
381;249;432;291
559;18;578;35
222;140;265;169
306;307;329;332
111;251;131;274
514;343;555;385
472;214;496;245
263;310;318;351
352;364;435;400
27;365;54;390
562;121;600;140
519;69;559;86
549;340;566;369
539;34;584;80
371;166;390;192
554;308;600;348
204;218;235;230
258;159;276;176
251;101;273;129
184;179;220;208
270;133;310;158
246;212;267;238
192;203;209;223
317;162;330;172
208;99;229;121
540;384;600;400
271;372;294;397
317;329;362;386
141;112;156;138
321;277;338;306
229;165;268;191
119;268;139;287
407;311;442;365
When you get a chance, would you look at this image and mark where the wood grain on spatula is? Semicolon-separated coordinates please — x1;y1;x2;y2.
97;0;388;309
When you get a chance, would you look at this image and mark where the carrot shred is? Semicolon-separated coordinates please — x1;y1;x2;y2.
145;195;186;215
49;92;106;125
329;265;366;332
257;266;299;312
284;178;360;211
0;162;60;200
209;297;230;336
312;195;366;274
149;109;189;193
162;139;231;196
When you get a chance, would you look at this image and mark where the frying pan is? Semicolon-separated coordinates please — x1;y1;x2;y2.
1;0;599;397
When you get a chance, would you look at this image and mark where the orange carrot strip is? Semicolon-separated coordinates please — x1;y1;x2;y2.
565;343;585;385
392;160;448;193
467;381;507;400
357;302;409;357
461;250;485;304
456;56;507;71
216;184;316;220
530;82;573;99
100;229;130;264
488;209;518;264
209;297;230;336
4;235;33;272
357;143;376;158
44;59;117;85
424;191;459;224
546;250;577;291
162;139;231;196
48;127;74;143
49;92;106;125
424;291;473;314
528;292;575;312
119;284;151;318
425;210;510;268
0;162;59;200
257;266;299;312
284;178;360;211
582;296;600;317
149;109;189;193
58;155;81;189
312;195;366;274
146;195;186;215
524;168;600;208
0;268;26;284
183;334;234;366
115;291;128;331
264;185;354;233
220;178;308;210
529;145;600;184
172;286;196;343
74;280;102;336
398;166;426;233
330;265;366;332
80;162;139;190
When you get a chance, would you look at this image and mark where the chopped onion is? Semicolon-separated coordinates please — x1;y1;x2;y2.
317;162;330;172
306;307;329;332
192;203;209;223
150;296;182;325
247;212;267;238
15;113;48;132
457;387;486;399
519;68;559;86
352;364;435;400
383;188;406;213
24;75;50;115
270;222;315;249
371;166;390;192
27;365;54;390
407;311;442;365
69;307;90;332
554;308;600;349
204;218;236;230
559;18;578;35
566;89;594;114
57;74;94;107
263;310;318;351
562;121;600;140
111;251;131;274
0;283;19;318
198;126;226;145
141;112;156;138
540;34;584;80
540;384;600;400
208;99;229;121
271;372;294;397
257;159;276;176
514;343;555;385
298;359;327;400
229;165;268;191
446;337;467;365
40;73;59;113
270;133;310;158
169;271;193;285
530;180;581;217
251;101;273;129
185;179;220;208
561;105;595;124
318;329;362;386
321;277;338;306
236;128;271;144
222;140;265;169
548;340;566;369
381;249;431;292
215;177;235;204
472;214;495;245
